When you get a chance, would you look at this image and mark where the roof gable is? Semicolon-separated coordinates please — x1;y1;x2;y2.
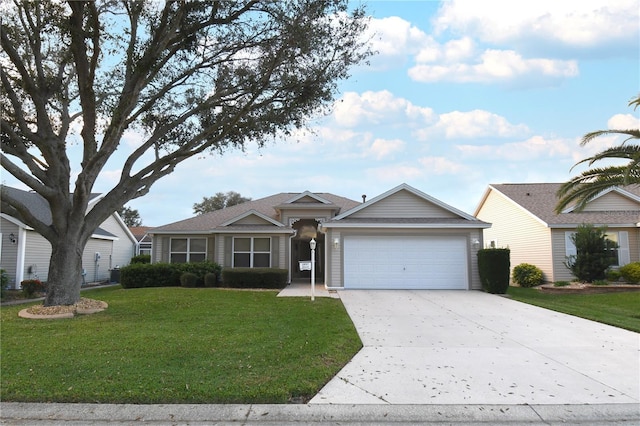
220;209;284;227
335;183;477;221
284;191;332;205
564;187;640;213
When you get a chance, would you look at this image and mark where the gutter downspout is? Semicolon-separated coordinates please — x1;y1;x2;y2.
15;227;27;289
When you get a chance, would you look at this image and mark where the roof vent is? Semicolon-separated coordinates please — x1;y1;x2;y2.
362;194;367;203
526;192;530;196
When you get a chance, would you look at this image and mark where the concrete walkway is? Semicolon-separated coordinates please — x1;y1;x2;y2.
312;290;640;405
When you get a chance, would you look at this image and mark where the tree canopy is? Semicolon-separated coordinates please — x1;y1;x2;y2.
556;95;640;213
0;0;370;306
193;191;251;215
119;206;142;227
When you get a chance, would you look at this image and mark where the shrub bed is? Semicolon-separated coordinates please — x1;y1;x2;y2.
221;268;288;289
120;261;222;289
20;279;46;297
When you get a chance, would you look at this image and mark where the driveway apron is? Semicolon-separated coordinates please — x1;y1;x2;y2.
310;290;640;405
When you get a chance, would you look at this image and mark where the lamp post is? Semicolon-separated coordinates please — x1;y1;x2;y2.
310;238;316;302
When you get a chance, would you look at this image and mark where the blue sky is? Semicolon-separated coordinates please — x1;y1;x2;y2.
4;1;640;226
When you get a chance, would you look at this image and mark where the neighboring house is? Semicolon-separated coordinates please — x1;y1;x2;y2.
475;183;640;283
0;186;137;288
150;183;490;290
130;226;153;256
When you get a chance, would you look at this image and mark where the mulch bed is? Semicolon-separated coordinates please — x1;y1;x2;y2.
18;298;108;319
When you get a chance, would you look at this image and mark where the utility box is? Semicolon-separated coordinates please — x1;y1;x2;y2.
110;268;120;283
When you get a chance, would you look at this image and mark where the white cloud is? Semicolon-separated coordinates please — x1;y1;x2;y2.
433;0;639;50
409;49;578;84
365;16;435;68
364;138;405;160
417;109;529;140
608;113;640;130
333;90;434;128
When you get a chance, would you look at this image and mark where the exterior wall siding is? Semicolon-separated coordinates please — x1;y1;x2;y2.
350;191;459;219
23;231;51;283
99;215;136;269
476;190;554;282
234;215;272;225
0;218;20;287
83;238;113;283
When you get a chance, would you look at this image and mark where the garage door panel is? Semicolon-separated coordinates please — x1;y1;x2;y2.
344;235;468;290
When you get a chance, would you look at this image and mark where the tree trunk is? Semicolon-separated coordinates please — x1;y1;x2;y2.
44;237;84;306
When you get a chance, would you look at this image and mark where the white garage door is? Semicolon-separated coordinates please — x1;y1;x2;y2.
343;235;468;289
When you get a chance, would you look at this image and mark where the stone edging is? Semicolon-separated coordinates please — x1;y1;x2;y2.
539;284;640;294
18;301;108;320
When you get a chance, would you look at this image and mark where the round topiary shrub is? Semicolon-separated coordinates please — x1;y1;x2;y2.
180;272;198;288
512;263;544;288
619;262;640;284
204;272;218;288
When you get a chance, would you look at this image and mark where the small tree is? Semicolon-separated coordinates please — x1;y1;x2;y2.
119;206;143;227
566;224;617;282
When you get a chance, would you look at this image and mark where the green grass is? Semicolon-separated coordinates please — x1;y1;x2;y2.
0;286;362;404
507;286;640;333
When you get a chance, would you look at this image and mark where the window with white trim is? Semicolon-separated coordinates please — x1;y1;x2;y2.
233;237;270;267
565;231;630;267
170;238;207;263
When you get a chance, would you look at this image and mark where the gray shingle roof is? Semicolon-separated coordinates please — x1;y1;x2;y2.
1;186;111;235
489;183;640;227
151;192;361;233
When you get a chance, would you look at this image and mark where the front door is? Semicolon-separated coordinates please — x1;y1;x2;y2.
291;236;324;282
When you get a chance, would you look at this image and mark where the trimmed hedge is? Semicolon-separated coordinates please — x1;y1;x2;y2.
120;261;222;289
130;254;151;264
221;268;288;289
512;263;543;288
477;248;510;294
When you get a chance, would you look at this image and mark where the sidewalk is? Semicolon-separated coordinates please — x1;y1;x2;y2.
2;402;638;425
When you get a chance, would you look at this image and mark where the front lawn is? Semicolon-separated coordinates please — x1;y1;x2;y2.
0;286;361;403
507;286;640;333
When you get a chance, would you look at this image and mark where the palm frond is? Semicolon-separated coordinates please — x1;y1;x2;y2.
555;166;639;213
581;129;640;146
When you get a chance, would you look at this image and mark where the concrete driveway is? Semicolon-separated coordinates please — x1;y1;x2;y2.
311;290;640;405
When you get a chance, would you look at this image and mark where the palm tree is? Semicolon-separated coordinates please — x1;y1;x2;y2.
555;95;640;213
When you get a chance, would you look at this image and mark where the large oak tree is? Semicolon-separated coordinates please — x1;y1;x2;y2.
1;0;370;306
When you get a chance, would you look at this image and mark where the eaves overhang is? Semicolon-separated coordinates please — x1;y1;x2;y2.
322;222;491;229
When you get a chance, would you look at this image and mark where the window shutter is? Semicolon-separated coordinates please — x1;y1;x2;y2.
618;231;630;266
207;237;215;262
272;236;280;268
224;236;232;267
161;237;170;263
565;232;577;257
